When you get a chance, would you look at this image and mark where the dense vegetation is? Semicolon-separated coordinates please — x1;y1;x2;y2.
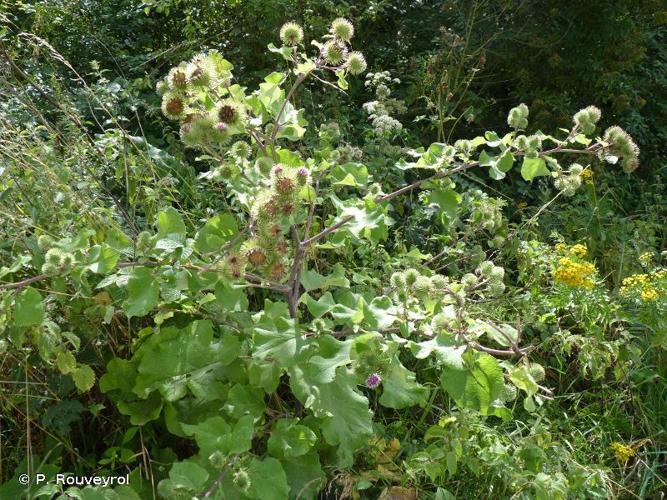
1;1;665;498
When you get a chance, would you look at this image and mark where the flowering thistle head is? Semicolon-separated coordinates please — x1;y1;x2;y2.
507;103;529;129
273;164;284;177
430;274;448;289
323;41;347;66
216;99;243;125
180;114;216;146
454;139;473;156
233;469;251;492
280;21;304;46
155;80;168;96
275;176;295;195
254;197;280;221
413;275;433;294
390;272;406;289
242;240;268;267
267;261;287;281
573;105;602;135
247;248;267;267
296;167;310;185
224;252;246;280
514;134;530;150
346;51;367;75
404;268;420;286
206;121;234;143
161;94;185;120
281;201;295;216
230;141;251;160
45;248;65;266
330;18;354;42
432;312;455;331
37;234;55;251
167;66;188;90
266;223;283;239
225;252;244;267
179;121;194;143
187;63;212;88
365;373;382;389
604;126;639;172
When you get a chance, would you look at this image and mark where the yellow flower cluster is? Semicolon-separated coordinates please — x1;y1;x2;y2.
554;257;596;288
638;251;654;265
610;442;635;463
555;242;588;258
580;169;593;185
570;244;588;258
620;269;665;302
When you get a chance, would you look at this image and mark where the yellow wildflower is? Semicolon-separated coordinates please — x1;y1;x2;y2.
580;169;593;184
554;256;596;288
555;243;567;254
570;244;588;258
640;287;659;302
620;271;664;303
638;251;654;266
610;442;635;463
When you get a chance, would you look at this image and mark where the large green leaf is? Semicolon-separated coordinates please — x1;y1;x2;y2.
194;213;238;254
100;357;165;425
302;292;336;318
379;356;429;409
13;286;44;327
87;245;119;274
122;267;160;318
72;364;96;392
268;418;317;459
427;188;462;222
300;263;349;292
306;335;353;384
479;150;514;180
439;352;509;418
252;303;302;368
223;383;265;419
133;320;223;400
116;393;164;426
330;162;369;188
214;281;248;311
157;461;209;498
520;157;549;181
329;195;392;243
246;457;290;500
157;206;186;240
291;365;373;466
258;72;285;108
408;333;466;369
181;414;254;457
280;452;326;500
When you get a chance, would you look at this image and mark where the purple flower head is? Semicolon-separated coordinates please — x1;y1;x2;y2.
366;373;382;389
273;165;284;176
215;122;228;132
297;167;309;177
